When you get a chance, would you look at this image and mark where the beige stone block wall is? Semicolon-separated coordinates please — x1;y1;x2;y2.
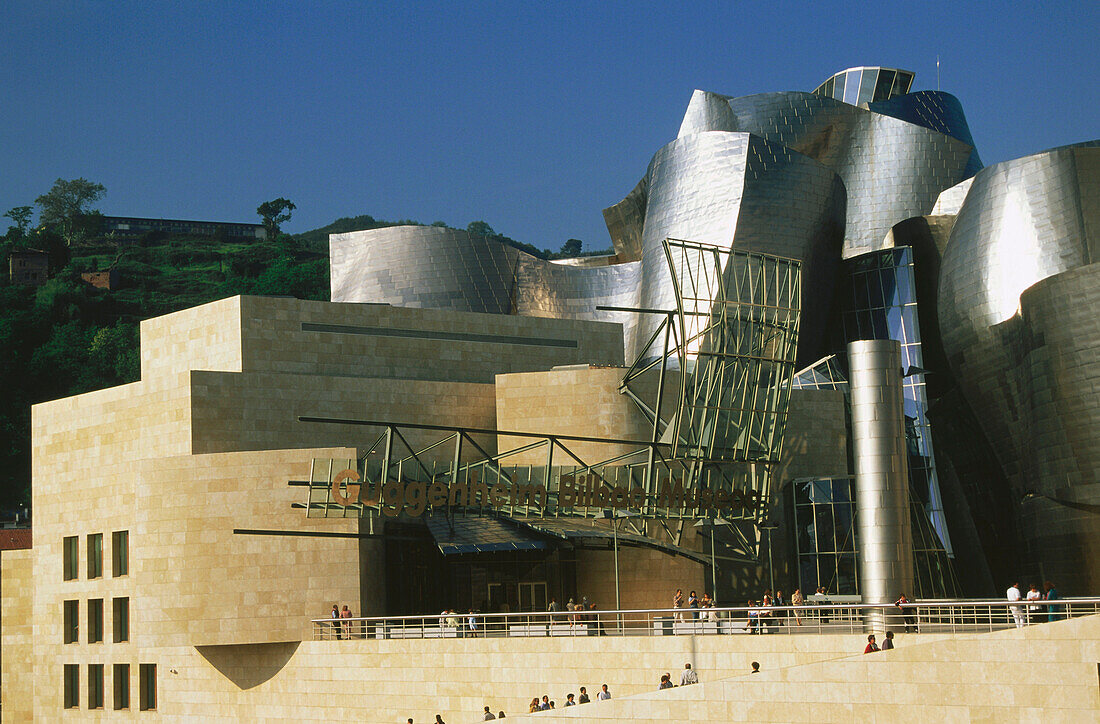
131;448;363;648
32;377;192;481
236;296;625;384
495;366;679;464
132;629;876;722
509;613;1100;722
189;370;498;459
141;294;624;391
28;446;362;715
1;548;34;722
140;296;244;381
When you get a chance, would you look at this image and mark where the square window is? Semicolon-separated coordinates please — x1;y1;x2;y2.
63;536;79;581
63;600;79;644
112;530;129;577
88;599;104;643
88;664;104;709
113;663;130;710
113;598;130;643
87;533;103;579
64;664;79;709
139;664;156;711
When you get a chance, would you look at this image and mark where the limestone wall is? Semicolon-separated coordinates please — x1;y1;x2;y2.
512;613;1100;722
143;630;880;722
1;548;33;723
189;370;497;458
27;447;363;714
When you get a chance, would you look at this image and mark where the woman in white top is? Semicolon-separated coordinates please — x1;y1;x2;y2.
1026;584;1043;624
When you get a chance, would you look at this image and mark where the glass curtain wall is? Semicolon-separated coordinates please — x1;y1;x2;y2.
842;247;951;552
791;477;858;594
787;475;958;597
785;246;959;598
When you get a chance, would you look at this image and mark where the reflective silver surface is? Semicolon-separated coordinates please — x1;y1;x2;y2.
937;141;1100;592
849;340;915;622
332;71;978;366
696;89;980;258
330;226;520;313
322;65;1100;594
624;130;844;364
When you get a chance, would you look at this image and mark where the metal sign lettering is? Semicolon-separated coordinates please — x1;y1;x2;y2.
305;459;765;520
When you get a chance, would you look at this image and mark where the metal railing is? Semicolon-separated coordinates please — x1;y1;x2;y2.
312;597;1100;641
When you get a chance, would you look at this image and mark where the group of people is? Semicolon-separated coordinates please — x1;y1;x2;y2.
437;608;483;637
667;586;829;631
745;588;801;631
671;588;720;620
863;631;897;653
525;684;612;711
658;663;700;689
1006;581;1061;627
328;603;354;639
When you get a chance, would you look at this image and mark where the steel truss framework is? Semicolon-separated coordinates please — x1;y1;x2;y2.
301;241;802;556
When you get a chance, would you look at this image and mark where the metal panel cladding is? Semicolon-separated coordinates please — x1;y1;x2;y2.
719;91;979;258
330;226;520;313
620;129;844;367
937;141;1100;592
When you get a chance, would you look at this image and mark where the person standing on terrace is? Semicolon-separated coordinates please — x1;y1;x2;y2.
791;588;804;626
1044;581;1062;621
1007;582;1025;628
339;605;353;639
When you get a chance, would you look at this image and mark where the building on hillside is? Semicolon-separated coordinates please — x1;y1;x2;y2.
7;248;50;286
81;269;120;290
98;216;267;240
4;65;1098;721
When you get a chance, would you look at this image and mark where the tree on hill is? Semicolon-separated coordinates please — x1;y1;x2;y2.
4;206;33;240
35;178;106;246
257;198;296;239
466;220;495;237
560;239;583;257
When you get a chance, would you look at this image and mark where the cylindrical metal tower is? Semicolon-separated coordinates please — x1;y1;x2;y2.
848;339;915;632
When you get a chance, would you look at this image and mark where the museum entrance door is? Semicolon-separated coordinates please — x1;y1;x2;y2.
519;581;548;611
487;580;547;612
383;521;577;615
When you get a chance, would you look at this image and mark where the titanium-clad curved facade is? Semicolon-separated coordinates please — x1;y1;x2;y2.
333;72;980;360
648;87;981;258
937;141;1100;591
330;226;520;313
626;131;845;365
333;132;846;368
725;91;980;258
325;64;1100;595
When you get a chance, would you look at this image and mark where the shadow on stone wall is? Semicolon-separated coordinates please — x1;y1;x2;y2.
196;641;301;690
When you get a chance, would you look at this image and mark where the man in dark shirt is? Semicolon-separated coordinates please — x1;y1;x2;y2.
577;687;590;703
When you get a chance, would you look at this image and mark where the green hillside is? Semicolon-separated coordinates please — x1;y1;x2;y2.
0;226;334;511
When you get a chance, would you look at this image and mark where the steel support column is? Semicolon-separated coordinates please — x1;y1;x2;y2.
849;339;915;632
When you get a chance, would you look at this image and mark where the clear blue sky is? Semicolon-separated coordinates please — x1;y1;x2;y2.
3;1;1097;251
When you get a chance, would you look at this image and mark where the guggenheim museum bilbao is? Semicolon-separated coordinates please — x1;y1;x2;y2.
2;65;1098;719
